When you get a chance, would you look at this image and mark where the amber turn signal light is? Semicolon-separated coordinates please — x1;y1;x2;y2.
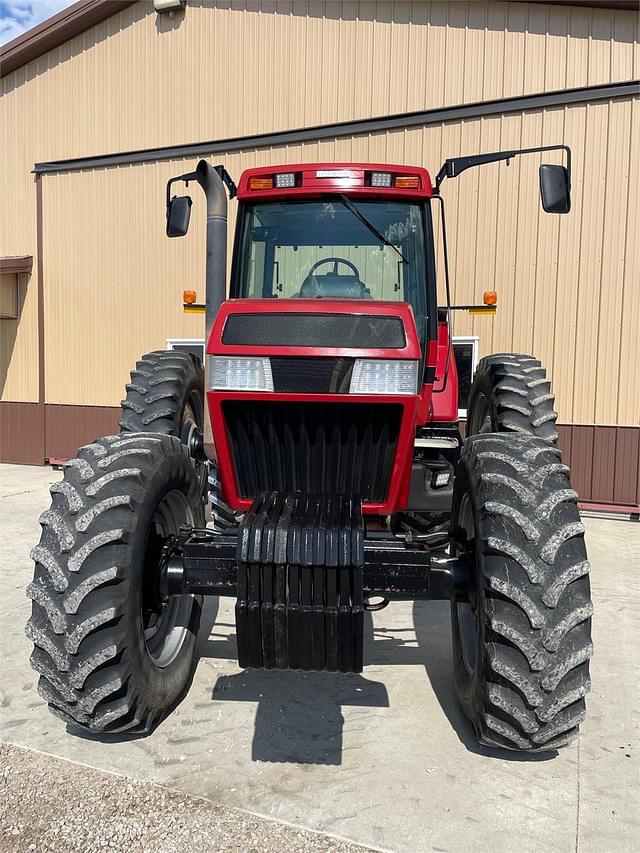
248;176;274;191
483;291;497;306
183;290;197;305
394;176;420;189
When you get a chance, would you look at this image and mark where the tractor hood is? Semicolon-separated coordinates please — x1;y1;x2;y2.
206;298;422;360
205;299;423;515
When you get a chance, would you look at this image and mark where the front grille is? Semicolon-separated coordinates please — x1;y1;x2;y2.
223;401;402;503
270;357;354;393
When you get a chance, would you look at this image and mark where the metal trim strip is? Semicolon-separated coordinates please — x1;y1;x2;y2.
33;81;639;175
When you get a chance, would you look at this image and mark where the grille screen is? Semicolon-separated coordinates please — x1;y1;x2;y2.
224;401;402;503
270;357;354;393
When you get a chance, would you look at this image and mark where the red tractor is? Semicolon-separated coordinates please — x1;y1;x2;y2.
28;148;592;752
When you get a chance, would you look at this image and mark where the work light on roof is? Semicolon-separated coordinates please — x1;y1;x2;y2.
275;172;296;188
370;172;392;187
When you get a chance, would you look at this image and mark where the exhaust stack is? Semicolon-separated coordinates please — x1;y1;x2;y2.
194;160;228;346
195;161;228;460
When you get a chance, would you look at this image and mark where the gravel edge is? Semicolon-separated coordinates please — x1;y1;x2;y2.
0;742;377;853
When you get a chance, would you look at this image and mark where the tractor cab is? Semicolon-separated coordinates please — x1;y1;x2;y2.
230;165;435;350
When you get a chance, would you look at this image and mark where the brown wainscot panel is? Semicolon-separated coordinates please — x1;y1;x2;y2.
0;402;45;464
556;424;573;471
45;405;120;460
590;426;617;503
612;427;640;506
560;425;595;501
557;424;640;506
460;421;639;506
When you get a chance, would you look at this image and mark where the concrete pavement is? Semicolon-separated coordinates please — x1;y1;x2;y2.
1;462;638;852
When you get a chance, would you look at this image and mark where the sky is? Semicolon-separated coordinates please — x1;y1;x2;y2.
0;0;72;46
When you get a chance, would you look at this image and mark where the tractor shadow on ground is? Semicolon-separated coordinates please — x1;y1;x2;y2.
211;669;389;766
384;601;554;763
198;597;555;765
200;600;390;765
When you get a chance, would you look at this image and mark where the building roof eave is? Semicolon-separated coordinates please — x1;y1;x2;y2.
0;0;135;79
0;256;34;274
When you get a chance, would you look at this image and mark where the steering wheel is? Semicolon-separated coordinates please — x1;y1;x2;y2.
307;257;362;280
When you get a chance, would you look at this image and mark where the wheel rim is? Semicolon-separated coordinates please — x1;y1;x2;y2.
179;396;200;447
180;394;208;496
142;489;195;668
456;493;478;673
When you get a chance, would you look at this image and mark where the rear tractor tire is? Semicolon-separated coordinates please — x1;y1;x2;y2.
26;434;204;734
451;433;593;751
467;353;558;443
119;349;204;446
119;349;234;529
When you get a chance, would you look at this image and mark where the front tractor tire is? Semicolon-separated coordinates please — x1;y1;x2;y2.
451;434;593;751
467;354;558;443
26;434;204;734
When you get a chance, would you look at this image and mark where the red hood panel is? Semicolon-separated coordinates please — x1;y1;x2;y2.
207;299;422;359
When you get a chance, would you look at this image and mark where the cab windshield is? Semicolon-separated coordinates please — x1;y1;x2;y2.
233;199;429;338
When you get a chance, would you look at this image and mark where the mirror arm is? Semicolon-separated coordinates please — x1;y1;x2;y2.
165;166;236;209
165;170;198;208
434;144;571;192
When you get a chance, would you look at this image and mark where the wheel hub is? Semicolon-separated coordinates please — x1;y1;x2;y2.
141;489;195;668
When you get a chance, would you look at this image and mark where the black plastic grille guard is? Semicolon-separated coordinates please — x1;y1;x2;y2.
223;400;402;504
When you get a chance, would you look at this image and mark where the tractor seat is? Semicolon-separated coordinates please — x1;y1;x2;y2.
298;274;372;299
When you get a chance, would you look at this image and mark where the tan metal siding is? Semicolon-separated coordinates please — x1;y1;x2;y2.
1;1;638;416
616;94;640;425
0;271;38;401
1;2;637;168
39;94;639;430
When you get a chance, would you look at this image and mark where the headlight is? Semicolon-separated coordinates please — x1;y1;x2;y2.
349;359;419;395
209;356;274;391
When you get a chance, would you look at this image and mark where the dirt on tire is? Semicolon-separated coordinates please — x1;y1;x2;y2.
451;433;593;750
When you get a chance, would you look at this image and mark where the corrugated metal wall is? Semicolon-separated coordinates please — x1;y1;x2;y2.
558;424;640;505
41;94;639;431
1;1;638;431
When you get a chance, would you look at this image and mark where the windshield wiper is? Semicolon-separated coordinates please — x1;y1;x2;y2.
338;194;409;264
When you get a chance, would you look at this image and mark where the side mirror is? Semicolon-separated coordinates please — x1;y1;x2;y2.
166;195;192;237
539;164;570;214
